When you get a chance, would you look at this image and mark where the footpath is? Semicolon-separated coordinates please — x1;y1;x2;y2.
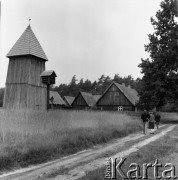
0;124;175;180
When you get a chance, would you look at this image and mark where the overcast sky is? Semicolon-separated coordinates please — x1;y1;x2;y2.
0;0;163;87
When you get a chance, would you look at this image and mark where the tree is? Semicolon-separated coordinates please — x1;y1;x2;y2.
51;74;138;98
102;76;112;91
0;88;5;107
83;79;92;92
138;0;178;110
123;75;137;89
96;75;106;94
113;74;122;84
91;81;97;94
70;75;78;86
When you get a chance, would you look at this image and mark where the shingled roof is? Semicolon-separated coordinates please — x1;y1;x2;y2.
49;91;66;105
72;91;97;107
97;82;139;106
7;25;48;61
40;70;57;77
63;96;75;106
93;95;102;102
114;82;139;105
81;92;98;107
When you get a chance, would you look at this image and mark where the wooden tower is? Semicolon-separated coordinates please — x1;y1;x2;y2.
3;25;48;110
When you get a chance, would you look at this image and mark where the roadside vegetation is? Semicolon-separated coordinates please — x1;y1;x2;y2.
80;125;178;180
160;112;178;124
0;109;142;173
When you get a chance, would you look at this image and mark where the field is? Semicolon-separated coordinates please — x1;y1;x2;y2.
0;109;142;173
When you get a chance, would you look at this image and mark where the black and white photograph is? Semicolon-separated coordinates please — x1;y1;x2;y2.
0;0;178;179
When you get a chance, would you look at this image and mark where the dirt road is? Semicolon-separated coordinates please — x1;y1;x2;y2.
0;125;175;180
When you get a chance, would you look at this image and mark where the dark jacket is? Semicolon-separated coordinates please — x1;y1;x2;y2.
154;112;161;122
141;111;150;122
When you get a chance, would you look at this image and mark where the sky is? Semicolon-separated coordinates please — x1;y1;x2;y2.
0;0;163;87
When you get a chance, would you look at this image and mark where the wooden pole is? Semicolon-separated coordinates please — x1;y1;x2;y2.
47;84;50;111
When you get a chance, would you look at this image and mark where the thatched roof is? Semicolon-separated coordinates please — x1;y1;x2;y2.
7;25;48;61
80;92;97;107
97;82;139;106
63;96;75;106
115;83;139;105
72;91;97;107
93;95;102;102
49;91;66;105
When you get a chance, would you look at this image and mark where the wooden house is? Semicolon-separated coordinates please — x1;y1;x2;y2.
71;91;97;109
49;91;66;109
3;25;47;110
63;96;75;108
93;95;102;102
96;82;139;111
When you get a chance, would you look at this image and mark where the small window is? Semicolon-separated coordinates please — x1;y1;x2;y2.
118;106;123;111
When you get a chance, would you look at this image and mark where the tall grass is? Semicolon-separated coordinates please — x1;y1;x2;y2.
0;109;142;172
160;112;178;124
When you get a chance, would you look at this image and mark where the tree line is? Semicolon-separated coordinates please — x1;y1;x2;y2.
52;74;140;97
0;75;140;107
1;0;177;112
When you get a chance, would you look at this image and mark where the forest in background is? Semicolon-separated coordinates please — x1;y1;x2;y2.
1;0;177;112
52;74;140;97
0;74;140;107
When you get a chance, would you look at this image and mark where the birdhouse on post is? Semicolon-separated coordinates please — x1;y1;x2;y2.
40;70;57;110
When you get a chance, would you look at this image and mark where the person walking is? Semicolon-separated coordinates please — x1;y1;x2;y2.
154;112;161;129
149;112;155;134
141;109;150;135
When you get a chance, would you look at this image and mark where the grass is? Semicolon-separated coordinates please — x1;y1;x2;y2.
80;125;178;180
0;109;142;173
160;112;178;124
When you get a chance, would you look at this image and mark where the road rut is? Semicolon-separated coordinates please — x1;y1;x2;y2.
0;125;174;180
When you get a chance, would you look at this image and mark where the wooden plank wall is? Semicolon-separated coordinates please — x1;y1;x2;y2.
97;105;134;111
4;55;47;110
6;56;45;87
4;84;46;110
72;94;87;107
97;84;132;106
